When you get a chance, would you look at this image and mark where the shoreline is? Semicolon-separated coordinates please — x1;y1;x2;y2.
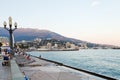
14;54;117;80
26;49;79;52
35;56;116;80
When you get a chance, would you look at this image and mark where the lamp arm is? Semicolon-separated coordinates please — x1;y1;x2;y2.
5;28;10;31
12;28;17;31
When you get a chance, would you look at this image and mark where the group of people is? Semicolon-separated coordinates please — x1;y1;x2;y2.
0;48;32;79
15;51;31;60
1;49;12;66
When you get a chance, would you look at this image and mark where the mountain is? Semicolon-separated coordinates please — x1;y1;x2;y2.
0;27;83;43
0;27;116;48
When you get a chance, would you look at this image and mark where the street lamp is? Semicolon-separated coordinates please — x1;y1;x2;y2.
3;16;17;51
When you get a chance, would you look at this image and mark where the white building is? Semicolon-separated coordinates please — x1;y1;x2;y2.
0;37;9;46
47;42;52;49
66;42;71;48
34;38;41;42
54;43;58;48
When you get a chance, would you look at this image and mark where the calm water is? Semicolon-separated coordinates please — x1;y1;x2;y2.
27;49;120;79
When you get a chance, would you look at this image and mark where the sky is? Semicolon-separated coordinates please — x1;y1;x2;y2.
0;0;120;46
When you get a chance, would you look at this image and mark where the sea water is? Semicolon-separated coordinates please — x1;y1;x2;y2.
27;49;120;79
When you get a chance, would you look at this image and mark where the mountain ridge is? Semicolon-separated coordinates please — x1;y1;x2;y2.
0;27;83;43
0;27;116;48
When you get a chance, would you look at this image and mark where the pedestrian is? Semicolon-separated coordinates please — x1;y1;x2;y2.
2;51;10;66
22;72;29;80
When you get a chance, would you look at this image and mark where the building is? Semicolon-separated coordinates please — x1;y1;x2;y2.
0;37;9;46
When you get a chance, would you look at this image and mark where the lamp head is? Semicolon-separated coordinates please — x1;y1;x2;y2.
9;16;12;26
14;22;17;28
3;21;7;28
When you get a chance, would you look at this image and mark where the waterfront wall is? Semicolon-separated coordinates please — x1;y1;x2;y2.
11;58;24;80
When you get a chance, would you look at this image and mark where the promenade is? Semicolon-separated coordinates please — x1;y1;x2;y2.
0;54;117;80
15;55;106;80
0;57;11;80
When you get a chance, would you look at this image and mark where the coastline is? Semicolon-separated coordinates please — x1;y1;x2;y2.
15;54;116;80
27;48;79;52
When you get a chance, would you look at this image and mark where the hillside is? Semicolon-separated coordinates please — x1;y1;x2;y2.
0;27;83;43
0;27;115;48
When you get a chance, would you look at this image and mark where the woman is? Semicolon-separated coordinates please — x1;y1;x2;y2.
2;51;10;66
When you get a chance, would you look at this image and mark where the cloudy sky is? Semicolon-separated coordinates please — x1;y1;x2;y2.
0;0;120;46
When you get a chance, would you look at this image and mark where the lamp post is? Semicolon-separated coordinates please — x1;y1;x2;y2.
3;16;17;51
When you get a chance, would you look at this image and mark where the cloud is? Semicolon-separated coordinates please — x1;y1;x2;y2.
91;1;100;7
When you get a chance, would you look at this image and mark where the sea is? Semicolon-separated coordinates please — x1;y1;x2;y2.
27;49;120;80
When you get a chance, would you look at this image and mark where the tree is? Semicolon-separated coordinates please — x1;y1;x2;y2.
0;42;2;47
0;42;2;53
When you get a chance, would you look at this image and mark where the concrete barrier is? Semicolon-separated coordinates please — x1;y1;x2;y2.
38;57;117;80
10;58;24;80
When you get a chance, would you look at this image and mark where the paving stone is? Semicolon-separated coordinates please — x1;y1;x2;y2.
0;59;12;80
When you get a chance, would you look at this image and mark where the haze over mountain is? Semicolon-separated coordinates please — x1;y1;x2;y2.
0;27;116;48
0;27;83;43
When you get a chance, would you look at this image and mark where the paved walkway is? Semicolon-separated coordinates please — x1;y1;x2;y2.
18;55;105;80
0;54;115;80
0;58;12;80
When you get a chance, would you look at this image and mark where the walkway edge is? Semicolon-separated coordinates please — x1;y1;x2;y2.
35;56;117;80
11;58;24;80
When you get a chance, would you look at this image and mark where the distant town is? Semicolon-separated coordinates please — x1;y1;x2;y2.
0;36;120;51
